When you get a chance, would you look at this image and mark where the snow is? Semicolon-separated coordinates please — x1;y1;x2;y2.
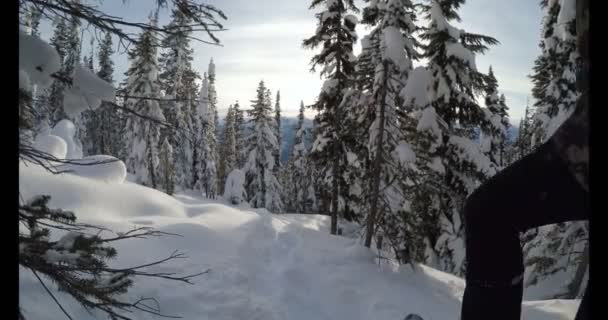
223;169;247;205
446;42;477;71
19;162;582;320
33;133;68;159
55;155;127;184
401;67;430;108
448;135;496;177
416;107;442;140
395;141;416;165
321;78;339;95
382;26;410;71
19;69;32;92
63;65;116;117
51;120;83;159
429;157;445;174
430;1;462;39
19;31;61;90
321;10;338;23
557;0;576;40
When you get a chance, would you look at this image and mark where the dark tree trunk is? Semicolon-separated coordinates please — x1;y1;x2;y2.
365;61;389;248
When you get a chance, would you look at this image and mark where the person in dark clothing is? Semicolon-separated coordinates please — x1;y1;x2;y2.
460;0;590;319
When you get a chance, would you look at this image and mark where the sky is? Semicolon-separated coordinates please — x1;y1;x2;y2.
37;0;544;124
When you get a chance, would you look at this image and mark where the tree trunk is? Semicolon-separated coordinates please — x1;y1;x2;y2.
330;146;339;235
364;61;388;248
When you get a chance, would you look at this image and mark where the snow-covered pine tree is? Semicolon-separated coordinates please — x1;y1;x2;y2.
479;66;510;168
529;0;578;147
243;80;284;213
194;73;218;198
290;101;313;213
22;4;42;37
274;90;282;169
355;0;420;260
406;0;498;275
46;17;72;126
208;58;221;191
158;6;200;190
303;0;358;234
513;100;534;161
233;101;246;167
521;0;588;300
218;106;238;194
159;137;175;195
123;14;165;188
95;32;123;158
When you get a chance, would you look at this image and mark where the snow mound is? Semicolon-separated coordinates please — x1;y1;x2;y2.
51;120;83;159
223;169;247;205
19;31;61;90
19;162;582;320
55;155;127;184
33;133;67;159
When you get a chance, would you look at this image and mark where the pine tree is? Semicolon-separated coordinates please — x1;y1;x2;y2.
274;90;282;169
284;102;316;213
158;6;200;190
207;59;221;193
194;73;218;198
529;0;578;147
522;0;588;299
355;0;420;259
232;101;246;167
514;99;534;161
46;18;71;126
23;4;42;37
123;14;165;188
218;106;238;194
303;0;358;234
94;32;123;158
404;0;498;275
479;66;510;167
243;81;284;213
159;137;175;195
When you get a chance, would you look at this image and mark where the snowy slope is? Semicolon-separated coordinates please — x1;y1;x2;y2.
19;163;580;320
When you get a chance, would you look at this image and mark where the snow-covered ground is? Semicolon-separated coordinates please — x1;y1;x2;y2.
19;162;581;320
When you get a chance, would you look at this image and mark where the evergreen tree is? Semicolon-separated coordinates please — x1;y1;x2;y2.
522;0;588;299
529;0;578;147
514;99;534;161
243;81;284;213
355;0;420;259
46;18;71;125
290;101;317;213
405;0;498;275
123;15;164;188
23;4;42;37
207;59;221;193
159;137;175;195
233;101;246;167
194;74;217;198
95;32;123;158
274;90;282;168
218;106;238;194
158;6;199;190
303;0;359;234
479;66;510;168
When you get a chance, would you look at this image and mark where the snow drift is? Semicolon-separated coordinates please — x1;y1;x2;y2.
19;162;581;320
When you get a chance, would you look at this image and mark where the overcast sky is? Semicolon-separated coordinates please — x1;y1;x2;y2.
39;0;544;124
